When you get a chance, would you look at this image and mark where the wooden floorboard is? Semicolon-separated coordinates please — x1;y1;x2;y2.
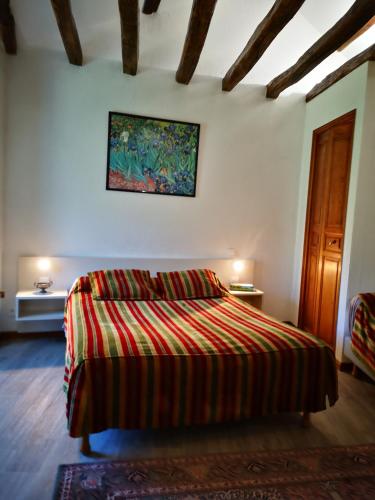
0;333;374;499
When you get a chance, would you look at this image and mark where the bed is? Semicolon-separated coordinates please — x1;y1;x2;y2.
344;293;375;381
64;274;338;453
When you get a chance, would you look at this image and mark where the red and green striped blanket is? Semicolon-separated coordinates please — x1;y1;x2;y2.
64;284;338;437
350;293;375;376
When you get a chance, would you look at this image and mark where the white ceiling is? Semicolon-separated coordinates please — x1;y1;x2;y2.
11;0;375;95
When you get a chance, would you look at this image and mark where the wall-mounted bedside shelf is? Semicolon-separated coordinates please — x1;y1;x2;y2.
229;289;264;309
15;290;68;322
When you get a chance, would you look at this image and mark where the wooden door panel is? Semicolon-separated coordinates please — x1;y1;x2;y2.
309;230;321;251
317;256;341;347
326;131;352;231
310;139;330;227
299;110;355;349
301;251;319;334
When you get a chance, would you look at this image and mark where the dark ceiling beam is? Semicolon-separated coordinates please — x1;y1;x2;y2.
222;0;305;92
306;44;375;102
118;0;139;76
266;0;375;98
0;0;17;54
142;0;161;15
338;15;375;51
176;0;217;85
50;0;83;66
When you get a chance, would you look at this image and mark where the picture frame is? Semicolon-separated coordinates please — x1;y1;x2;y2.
106;111;200;197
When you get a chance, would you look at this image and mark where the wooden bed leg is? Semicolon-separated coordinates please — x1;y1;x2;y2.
301;411;311;428
80;433;91;455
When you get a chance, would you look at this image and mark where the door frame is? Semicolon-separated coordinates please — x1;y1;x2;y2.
298;109;356;337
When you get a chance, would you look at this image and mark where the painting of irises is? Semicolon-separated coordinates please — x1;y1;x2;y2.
106;112;200;196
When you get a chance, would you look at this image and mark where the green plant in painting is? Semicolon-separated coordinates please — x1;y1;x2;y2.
108;113;199;196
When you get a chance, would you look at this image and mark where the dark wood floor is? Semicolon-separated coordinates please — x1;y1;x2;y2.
0;333;374;500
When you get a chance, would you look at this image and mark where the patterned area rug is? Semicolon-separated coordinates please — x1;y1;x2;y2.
54;444;375;499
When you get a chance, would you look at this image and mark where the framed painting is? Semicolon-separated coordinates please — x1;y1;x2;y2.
106;111;200;197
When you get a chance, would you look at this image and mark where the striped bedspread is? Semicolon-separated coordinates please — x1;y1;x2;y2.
350;293;375;376
64;287;338;437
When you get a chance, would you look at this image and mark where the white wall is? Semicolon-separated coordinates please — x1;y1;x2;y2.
0;49;305;331
290;62;371;361
0;50;5;297
347;63;375;302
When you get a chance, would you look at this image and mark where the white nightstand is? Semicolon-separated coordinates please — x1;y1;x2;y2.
229;289;264;309
15;290;68;322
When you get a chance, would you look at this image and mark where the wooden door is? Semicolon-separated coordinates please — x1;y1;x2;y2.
299;110;355;348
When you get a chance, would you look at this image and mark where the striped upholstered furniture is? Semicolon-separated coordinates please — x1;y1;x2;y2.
349;293;375;378
64;272;338;450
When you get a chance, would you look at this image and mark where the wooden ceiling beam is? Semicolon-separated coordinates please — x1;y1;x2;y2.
338;15;375;51
142;0;161;15
118;0;139;76
266;0;375;98
50;0;82;66
222;0;305;92
0;0;17;54
306;44;375;102
176;0;217;85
